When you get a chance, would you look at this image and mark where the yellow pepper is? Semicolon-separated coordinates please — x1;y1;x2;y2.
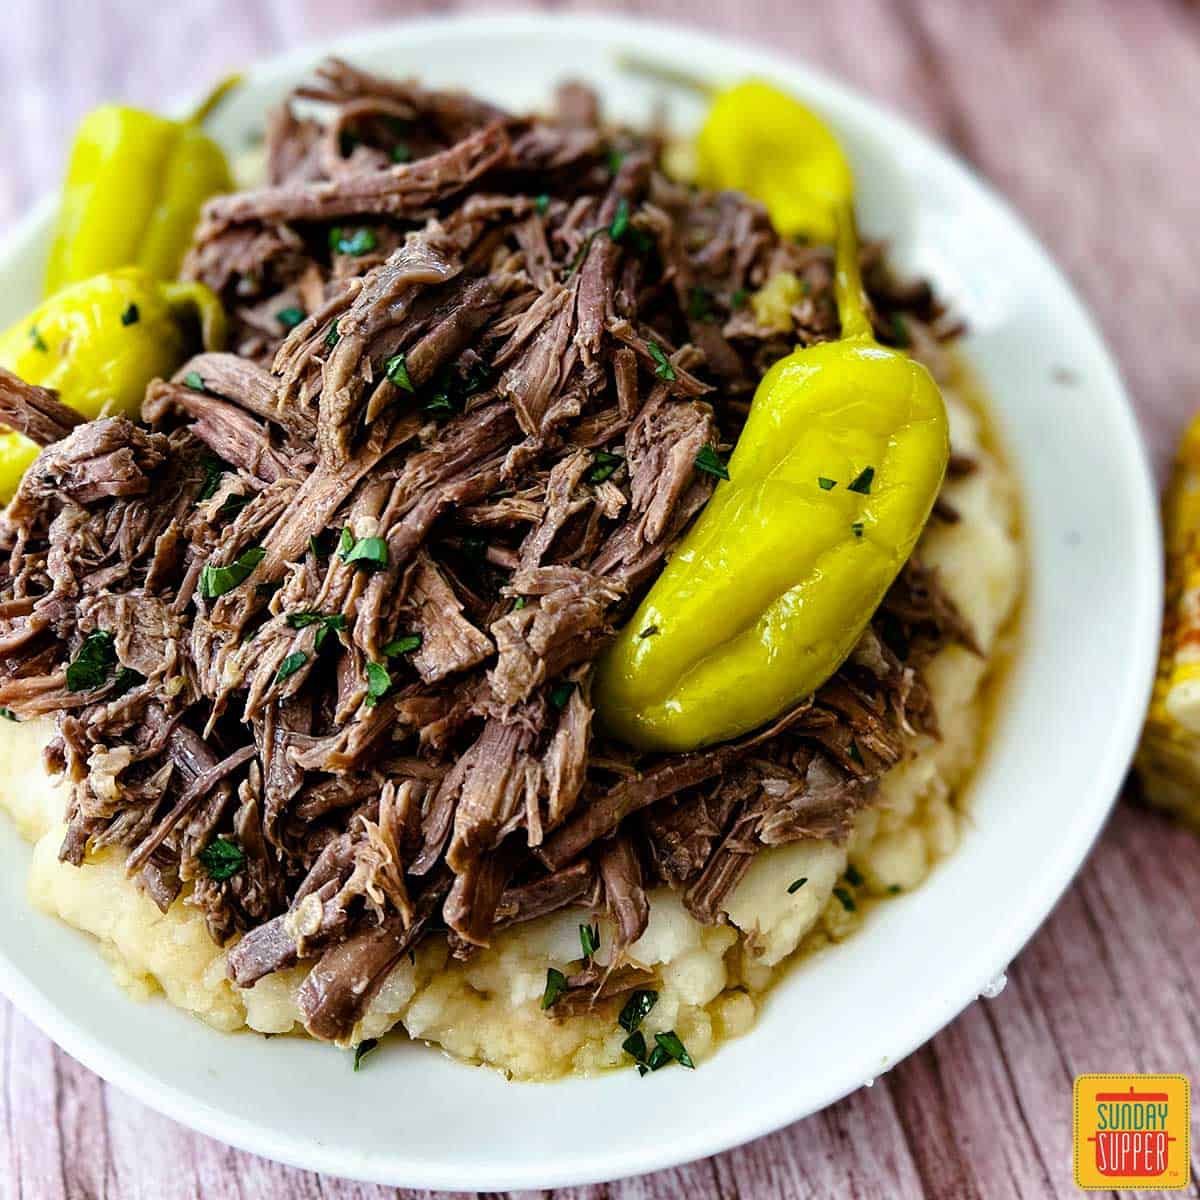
0;268;226;500
44;76;238;295
695;79;853;243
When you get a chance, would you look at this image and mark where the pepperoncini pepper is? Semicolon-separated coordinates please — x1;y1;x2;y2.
593;81;949;752
44;76;238;295
0;268;226;500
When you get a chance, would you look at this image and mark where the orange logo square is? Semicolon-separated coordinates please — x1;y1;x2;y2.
1074;1075;1190;1190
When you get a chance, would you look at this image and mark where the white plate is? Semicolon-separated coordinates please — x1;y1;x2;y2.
0;12;1160;1191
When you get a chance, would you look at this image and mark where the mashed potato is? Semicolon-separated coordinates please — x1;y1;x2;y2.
0;380;1020;1079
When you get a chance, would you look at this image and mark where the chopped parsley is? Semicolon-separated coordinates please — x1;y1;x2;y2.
541;966;568;1010
730;287;749;310
606;147;624;175
120;303;140;327
847;466;875;495
687;286;713;321
833;886;857;913
890;313;910;346
638;625;659;639
694;445;730;481
564;229;601;278
818;476;837;491
364;661;392;707
609;197;631;242
200;547;265;599
286;611;346;651
848;741;864;766
325;319;341;349
197;455;225;502
787;877;808;894
588;450;622;484
275;306;305;331
548;681;576;710
845;864;865;887
0;708;18;722
275;651;308;685
579;922;600;959
851;521;864;539
383;634;422;657
111;667;144;699
338;530;389;570
512;596;527;611
329;227;378;256
183;371;205;391
352;1038;379;1071
618;989;658;1034
308;534;323;559
390;143;412;164
647;341;676;381
623;1030;650;1074
653;1030;695;1069
385;352;415;393
28;326;48;352
66;631;117;692
199;837;245;882
534;193;550;215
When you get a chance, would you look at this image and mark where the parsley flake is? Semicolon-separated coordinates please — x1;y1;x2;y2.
618;989;658;1034
338;531;389;570
512;596;527;611
787;877;808;894
609;197;630;242
687;286;713;321
647;341;676;381
29;326;48;352
325;319;340;348
199;837;245;882
353;1038;379;1071
66;631;117;692
694;445;730;481
845;864;865;887
847;466;875;495
364;661;391;707
730;287;749;309
275;651;307;685
654;1030;695;1069
818;477;837;491
588;450;622;484
852;521;864;539
606;147;624;175
579;922;600;959
549;681;575;710
385;352;415;393
390;143;411;164
275;306;305;331
534;193;550;215
184;371;205;391
383;634;422;657
541;966;568;1010
0;708;18;722
329;227;378;256
197;455;225;502
200;547;265;599
120;303;140;327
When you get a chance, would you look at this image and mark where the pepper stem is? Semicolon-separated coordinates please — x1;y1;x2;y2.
832;200;873;341
189;73;243;126
616;53;717;98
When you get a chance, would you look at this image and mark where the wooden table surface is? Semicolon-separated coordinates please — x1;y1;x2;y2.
1;1;1197;1196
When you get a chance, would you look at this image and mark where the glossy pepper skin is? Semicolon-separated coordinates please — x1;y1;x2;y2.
695;79;853;243
44;77;236;295
593;198;949;752
0;268;226;500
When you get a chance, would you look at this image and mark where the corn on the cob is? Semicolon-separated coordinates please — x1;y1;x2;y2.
1137;413;1200;829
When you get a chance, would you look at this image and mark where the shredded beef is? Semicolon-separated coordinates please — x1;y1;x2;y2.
0;62;975;1044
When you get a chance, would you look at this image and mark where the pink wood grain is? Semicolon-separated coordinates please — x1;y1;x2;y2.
1;1;1198;1196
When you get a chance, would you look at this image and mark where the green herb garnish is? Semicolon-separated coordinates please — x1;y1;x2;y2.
848;741;864;766
647;341;676;381
512;596;527;611
609;197;630;242
541;967;568;1010
549;681;575;710
390;143;411;164
329;227;378;256
845;864;864;887
534;193;550;215
623;1030;649;1075
200;547;265;599
694;446;730;481
29;326;47;352
890;313;910;346
199;837;245;882
111;667;144;699
606;147;624;175
285;610;345;650
818;477;837;491
730;287;749;309
588;450;622;484
385;352;415;393
308;535;323;559
275;651;308;685
851;521;864;539
787;877;808;894
325;319;341;348
847;466;875;495
197;455;225;502
687;286;713;321
339;531;389;570
120;303;140;327
579;922;600;959
353;1038;379;1070
383;634;422;657
618;989;658;1034
364;660;391;707
0;708;18;722
184;371;205;391
833;886;857;913
66;630;117;692
653;1030;695;1069
275;306;304;331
